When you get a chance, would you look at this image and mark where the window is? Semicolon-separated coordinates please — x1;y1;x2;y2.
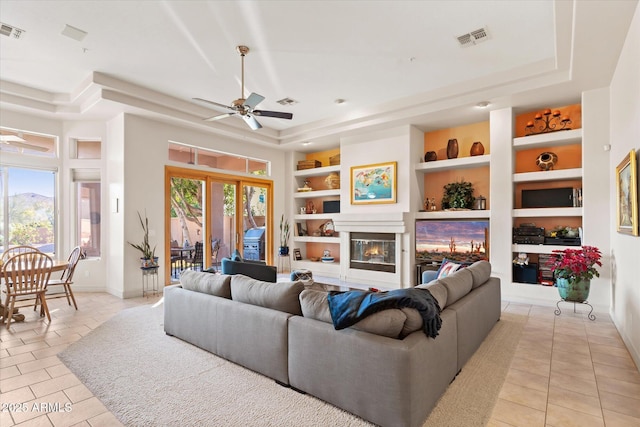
0;129;56;158
73;170;101;257
0;167;56;255
168;142;269;175
75;140;102;159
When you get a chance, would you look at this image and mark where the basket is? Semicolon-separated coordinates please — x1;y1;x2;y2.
297;160;321;170
329;154;341;166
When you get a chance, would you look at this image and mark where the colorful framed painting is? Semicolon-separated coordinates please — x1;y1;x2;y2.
616;149;638;236
350;161;397;205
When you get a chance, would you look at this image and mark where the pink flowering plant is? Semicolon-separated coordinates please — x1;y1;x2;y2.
548;245;602;282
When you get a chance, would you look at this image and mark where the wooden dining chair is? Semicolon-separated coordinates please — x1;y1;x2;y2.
1;251;53;329
1;245;41;263
43;246;82;310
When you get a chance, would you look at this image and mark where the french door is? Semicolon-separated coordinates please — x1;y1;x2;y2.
165;166;273;284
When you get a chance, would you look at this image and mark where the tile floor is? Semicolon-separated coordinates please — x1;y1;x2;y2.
1;293;638;427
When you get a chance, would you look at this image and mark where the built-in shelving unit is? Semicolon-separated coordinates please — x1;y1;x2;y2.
292;157;341;275
511;120;583;286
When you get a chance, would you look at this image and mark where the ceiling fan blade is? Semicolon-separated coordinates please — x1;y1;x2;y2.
242;114;262;130
243;93;265;109
253;110;293;120
1;140;49;152
193;97;234;111
204;112;236;122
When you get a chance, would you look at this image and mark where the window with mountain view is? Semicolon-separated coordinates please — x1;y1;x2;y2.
0;167;56;255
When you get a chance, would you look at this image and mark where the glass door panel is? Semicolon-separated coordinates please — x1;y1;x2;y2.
241;184;268;262
209;180;236;270
169;176;204;280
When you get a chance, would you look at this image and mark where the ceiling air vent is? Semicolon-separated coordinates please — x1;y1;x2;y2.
277;97;298;106
0;23;25;39
457;27;489;47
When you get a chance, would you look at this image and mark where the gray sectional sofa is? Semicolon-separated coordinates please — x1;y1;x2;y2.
164;261;501;427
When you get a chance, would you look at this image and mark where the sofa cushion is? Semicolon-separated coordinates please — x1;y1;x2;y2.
436;258;463;279
400;308;423;337
467;260;492;289
416;282;448;309
180;270;231;298
231;275;304;315
438;268;474;306
299;289;333;323
299;289;407;339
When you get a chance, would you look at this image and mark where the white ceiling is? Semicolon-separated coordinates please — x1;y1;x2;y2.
0;0;637;151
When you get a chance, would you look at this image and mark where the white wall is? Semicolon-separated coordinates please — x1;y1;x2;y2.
609;4;640;368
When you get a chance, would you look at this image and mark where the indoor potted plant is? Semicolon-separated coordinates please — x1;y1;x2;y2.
128;211;158;268
441;180;474;210
547;245;602;302
279;214;290;256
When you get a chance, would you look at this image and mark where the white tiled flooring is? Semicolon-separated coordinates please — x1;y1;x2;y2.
1;293;638;427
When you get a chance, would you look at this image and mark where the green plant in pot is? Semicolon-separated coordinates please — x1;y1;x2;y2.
279;214;290;256
548;246;602;302
441;180;474;210
128;211;157;268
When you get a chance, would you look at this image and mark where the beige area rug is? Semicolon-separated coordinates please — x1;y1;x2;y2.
59;305;526;427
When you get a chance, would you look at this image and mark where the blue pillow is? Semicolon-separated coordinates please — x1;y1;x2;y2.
231;249;243;262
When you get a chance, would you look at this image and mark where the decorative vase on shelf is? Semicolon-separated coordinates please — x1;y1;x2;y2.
446;139;459;159
470;141;485;156
556;278;590;302
424;151;437;162
536;151;558;171
324;172;340;189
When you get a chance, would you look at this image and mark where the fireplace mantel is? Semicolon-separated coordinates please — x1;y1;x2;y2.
333;212;409;233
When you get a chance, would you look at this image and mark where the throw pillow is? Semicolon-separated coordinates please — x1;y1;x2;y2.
231;249;243;262
436;259;462;279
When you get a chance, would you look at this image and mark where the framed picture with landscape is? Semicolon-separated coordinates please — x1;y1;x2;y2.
615;149;638;236
350;161;397;205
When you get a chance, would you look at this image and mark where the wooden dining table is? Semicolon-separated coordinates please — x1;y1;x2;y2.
0;259;69;322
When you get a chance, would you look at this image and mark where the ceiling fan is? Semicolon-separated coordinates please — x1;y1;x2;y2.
193;45;293;130
0;134;48;152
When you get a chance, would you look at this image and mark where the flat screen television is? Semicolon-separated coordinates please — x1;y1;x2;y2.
416;219;489;264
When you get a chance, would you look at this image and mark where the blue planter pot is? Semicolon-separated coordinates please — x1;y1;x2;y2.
556;278;591;302
278;246;289;256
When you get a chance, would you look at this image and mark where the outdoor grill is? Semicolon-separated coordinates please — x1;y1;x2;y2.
243;227;266;261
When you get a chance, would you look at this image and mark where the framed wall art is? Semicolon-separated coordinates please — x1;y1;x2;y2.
350;161;397;205
616;149;638;236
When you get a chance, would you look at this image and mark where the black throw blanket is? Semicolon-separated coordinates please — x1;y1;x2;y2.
327;288;442;338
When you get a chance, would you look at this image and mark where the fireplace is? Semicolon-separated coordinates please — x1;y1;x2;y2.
350;232;396;273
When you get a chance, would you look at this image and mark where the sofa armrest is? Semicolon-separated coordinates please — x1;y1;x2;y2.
422;270;438;284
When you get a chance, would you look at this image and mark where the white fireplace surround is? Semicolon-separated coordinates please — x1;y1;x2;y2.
333;213;411;289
